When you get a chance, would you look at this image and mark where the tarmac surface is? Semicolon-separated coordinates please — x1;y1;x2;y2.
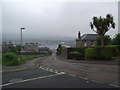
1;52;120;88
2;68;117;88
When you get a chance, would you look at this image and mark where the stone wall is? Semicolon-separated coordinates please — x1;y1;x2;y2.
76;40;97;48
58;48;76;59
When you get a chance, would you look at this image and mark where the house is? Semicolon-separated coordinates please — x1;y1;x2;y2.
76;31;99;47
2;41;14;52
23;42;38;52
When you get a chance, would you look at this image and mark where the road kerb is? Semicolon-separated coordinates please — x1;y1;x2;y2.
2;64;39;73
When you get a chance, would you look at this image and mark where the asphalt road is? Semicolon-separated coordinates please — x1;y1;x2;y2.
2;67;118;88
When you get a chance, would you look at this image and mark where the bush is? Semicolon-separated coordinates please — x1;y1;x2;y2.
105;45;120;56
85;48;96;59
2;53;21;66
85;46;118;60
57;45;67;55
70;51;79;55
69;47;86;60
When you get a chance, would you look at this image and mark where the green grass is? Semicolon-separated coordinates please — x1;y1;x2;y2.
20;55;44;63
2;53;44;66
0;53;2;65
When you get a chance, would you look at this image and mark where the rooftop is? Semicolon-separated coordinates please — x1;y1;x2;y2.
77;34;99;41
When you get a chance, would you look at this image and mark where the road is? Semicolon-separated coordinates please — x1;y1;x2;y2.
2;51;119;88
1;68;117;88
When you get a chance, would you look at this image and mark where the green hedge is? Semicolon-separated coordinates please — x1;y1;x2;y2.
69;47;86;60
85;46;119;60
85;48;96;59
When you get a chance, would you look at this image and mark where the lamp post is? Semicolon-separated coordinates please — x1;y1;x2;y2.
20;28;25;51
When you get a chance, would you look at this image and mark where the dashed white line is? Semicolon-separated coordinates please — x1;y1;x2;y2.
60;72;66;74
91;80;103;84
69;74;76;77
38;66;120;88
108;84;119;88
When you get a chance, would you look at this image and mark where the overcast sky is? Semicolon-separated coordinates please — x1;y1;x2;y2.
2;1;118;41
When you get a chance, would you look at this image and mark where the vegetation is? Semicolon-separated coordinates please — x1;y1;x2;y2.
111;34;120;45
0;53;2;65
56;44;67;55
85;45;120;60
2;52;44;66
46;48;52;55
97;35;111;45
3;45;22;53
90;14;115;46
57;44;66;51
69;47;86;60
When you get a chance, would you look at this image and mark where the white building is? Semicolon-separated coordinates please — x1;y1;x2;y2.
23;42;39;52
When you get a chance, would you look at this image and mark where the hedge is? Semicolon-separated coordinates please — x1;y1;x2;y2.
85;48;96;59
85;46;119;60
69;47;86;60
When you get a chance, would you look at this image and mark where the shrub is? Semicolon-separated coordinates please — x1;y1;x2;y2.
105;45;120;56
2;53;21;66
85;48;96;59
96;47;113;59
85;46;117;60
69;51;81;60
69;47;86;60
70;51;79;55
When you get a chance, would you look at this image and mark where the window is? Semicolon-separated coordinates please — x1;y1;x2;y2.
91;41;94;46
84;41;87;46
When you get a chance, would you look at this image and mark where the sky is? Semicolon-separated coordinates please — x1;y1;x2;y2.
1;0;119;41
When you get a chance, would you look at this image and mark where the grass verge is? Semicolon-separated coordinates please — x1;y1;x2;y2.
2;53;44;66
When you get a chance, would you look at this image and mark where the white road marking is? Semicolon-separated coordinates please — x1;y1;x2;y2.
39;66;43;68
83;78;88;80
38;67;119;88
60;72;66;74
1;74;63;87
69;74;76;77
49;69;54;72
41;67;45;70
108;84;119;88
91;80;103;84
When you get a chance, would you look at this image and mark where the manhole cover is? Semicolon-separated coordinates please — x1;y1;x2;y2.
9;78;23;83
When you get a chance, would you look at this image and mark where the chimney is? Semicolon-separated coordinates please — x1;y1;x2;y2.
78;31;81;39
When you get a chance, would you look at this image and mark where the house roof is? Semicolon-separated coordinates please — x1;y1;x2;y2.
77;34;99;41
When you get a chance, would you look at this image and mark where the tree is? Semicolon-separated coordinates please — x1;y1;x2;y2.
90;14;115;46
97;35;111;45
16;45;22;52
112;33;120;45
